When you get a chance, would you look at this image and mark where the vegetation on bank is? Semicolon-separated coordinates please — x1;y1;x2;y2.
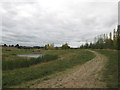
95;49;118;88
3;49;95;88
3;54;58;70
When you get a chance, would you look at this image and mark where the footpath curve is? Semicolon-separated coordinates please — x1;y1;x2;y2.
32;50;107;88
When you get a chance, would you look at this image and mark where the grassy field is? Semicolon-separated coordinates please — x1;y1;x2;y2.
95;49;118;88
2;47;95;88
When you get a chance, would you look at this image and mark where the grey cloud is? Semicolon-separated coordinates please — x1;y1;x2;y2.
1;1;118;47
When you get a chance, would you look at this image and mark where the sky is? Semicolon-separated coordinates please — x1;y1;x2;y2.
0;0;119;47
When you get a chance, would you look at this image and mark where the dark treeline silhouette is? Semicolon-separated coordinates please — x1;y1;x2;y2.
18;46;44;49
80;25;120;50
2;43;71;50
2;44;44;49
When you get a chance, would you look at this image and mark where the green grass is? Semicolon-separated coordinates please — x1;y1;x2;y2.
3;54;58;70
2;49;95;88
95;49;118;88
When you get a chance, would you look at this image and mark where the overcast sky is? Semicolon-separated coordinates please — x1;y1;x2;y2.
0;0;118;47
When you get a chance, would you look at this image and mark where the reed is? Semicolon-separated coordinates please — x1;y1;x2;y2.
3;54;58;70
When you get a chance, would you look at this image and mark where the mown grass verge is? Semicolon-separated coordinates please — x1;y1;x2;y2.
3;54;58;70
3;50;95;88
95;49;118;88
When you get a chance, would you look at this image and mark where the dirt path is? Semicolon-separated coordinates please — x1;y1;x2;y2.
32;50;107;88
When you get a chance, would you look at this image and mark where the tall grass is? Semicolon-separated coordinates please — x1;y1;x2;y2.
2;54;58;70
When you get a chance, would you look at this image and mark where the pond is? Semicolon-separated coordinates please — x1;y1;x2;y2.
17;54;43;58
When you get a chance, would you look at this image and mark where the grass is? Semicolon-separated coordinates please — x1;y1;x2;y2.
3;54;58;70
2;49;95;88
95;49;118;88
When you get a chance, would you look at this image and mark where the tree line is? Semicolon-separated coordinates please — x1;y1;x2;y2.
80;25;120;50
2;43;70;50
2;25;120;50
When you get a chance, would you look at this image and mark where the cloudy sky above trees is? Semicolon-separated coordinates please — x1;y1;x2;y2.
0;0;118;47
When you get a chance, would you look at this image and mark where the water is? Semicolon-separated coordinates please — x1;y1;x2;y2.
17;54;43;58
